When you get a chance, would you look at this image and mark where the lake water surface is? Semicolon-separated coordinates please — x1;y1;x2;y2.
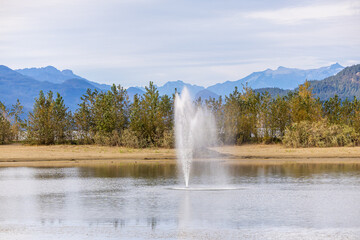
0;163;360;239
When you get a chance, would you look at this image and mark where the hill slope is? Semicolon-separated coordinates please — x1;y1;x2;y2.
253;87;290;98
310;64;360;100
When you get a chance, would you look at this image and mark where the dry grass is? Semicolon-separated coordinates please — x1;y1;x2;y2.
1;143;360;167
214;144;360;158
0;144;175;163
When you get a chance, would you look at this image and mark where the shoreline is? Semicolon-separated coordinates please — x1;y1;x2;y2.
1;144;360;167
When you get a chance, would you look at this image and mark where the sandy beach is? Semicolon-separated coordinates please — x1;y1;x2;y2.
1;144;360;167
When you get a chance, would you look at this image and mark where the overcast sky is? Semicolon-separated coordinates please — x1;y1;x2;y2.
1;0;359;87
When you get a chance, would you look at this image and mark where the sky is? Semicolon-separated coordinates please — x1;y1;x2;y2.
0;0;359;87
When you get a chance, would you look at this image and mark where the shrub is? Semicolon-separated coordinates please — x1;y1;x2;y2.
161;129;174;148
0;118;13;144
120;129;140;148
283;120;360;147
94;132;111;145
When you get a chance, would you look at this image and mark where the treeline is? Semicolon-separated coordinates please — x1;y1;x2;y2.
1;81;360;147
25;82;174;147
207;82;360;147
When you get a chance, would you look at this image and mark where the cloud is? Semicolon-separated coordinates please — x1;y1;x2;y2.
0;0;359;86
245;2;360;24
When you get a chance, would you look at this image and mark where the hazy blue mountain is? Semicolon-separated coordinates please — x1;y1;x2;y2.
16;66;82;84
207;63;344;96
0;65;51;111
127;87;145;100
158;80;204;98
0;65;101;113
84;81;111;91
195;89;219;100
16;66;111;90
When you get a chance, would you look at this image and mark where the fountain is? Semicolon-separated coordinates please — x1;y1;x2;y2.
174;87;230;189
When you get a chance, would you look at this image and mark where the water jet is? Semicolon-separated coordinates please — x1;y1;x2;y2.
174;87;227;188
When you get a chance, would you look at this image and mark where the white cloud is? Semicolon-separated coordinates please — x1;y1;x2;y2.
245;2;360;24
0;0;359;86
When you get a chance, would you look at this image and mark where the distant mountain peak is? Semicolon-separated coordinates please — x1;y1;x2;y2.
330;62;343;69
15;66;82;84
62;69;74;74
157;79;204;97
43;65;57;70
61;69;78;78
0;65;13;71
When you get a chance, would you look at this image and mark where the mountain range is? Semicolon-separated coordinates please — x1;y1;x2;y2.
0;63;356;113
207;63;344;96
16;66;111;90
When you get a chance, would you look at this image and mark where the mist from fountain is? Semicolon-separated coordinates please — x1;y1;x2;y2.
174;87;220;188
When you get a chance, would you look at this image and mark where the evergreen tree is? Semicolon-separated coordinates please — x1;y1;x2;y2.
9;99;24;141
139;81;162;145
27;91;71;144
324;95;342;124
205;96;224;142
74;89;98;143
53;93;73;143
270;95;291;138
0;101;12;144
128;82;173;147
92;84;129;145
224;85;260;144
258;91;272;142
289;81;322;123
27;91;52;144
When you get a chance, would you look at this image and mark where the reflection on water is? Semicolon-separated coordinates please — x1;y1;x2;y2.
0;163;360;239
59;162;360;179
79;163;177;179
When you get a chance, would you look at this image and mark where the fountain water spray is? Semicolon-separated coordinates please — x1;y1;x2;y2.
174;87;217;187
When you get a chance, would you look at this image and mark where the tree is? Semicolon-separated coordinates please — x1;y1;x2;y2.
27;91;53;144
258;91;272;142
129;82;174;147
158;94;174;147
92;84;129;145
224;85;260;144
53;93;73;143
289;81;322;123
9;99;24;141
270;95;291;138
27;91;72;144
74;89;98;144
323;95;342;124
205;96;224;143
137;81;162;146
224;86;241;144
0;101;12;144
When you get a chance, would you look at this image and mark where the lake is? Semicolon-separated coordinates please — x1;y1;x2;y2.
0;162;360;239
